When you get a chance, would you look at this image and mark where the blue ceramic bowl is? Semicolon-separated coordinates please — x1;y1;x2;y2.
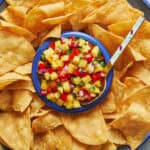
32;31;113;113
0;0;4;5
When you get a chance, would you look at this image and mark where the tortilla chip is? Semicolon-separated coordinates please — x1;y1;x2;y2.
121;86;150;111
5;0;36;8
0;20;36;42
42;13;73;25
36;0;63;6
33;126;72;150
0;90;12;111
129;47;146;61
127;62;150;85
4;79;35;92
0;29;35;75
30;94;49;118
61;107;108;145
111;102;150;149
96;0;132;27
123;77;145;100
128;5;144;20
108;21;150;39
103;112;121;120
0;6;28;27
41;24;61;42
100;92;117;114
131;39;150;60
32;111;62;133
87;145;102;150
111;76;126;103
101;142;117;150
108;127;126;144
0;72;30;90
0;109;33;150
72;139;87;150
12;90;32;112
14;63;32;75
144;59;150;71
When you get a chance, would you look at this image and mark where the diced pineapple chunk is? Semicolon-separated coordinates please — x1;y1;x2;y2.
44;73;50;80
72;56;80;64
90;86;101;94
62;81;71;93
82;45;90;53
57;60;64;67
46;93;55;101
73;100;81;108
61;43;69;52
68;63;75;73
56;99;64;106
92;46;99;58
63;38;71;45
54;92;60;99
94;81;101;87
51;62;59;69
86;63;94;73
41;80;47;90
72;77;81;85
43;48;55;57
50;72;58;80
94;64;104;73
52;54;59;60
55;40;61;48
78;38;86;47
64;101;73;109
61;55;69;62
82;75;91;83
67;94;74;102
73;87;80;93
78;59;87;68
58;86;63;93
85;83;91;90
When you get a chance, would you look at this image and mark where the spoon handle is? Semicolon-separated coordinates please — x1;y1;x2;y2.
108;16;145;68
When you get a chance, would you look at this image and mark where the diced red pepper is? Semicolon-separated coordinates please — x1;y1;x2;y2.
73;48;80;55
67;74;72;79
47;87;51;94
55;78;61;83
81;88;92;101
38;63;46;70
86;93;92;101
69;36;75;41
88;43;94;49
50;82;57;92
59;73;68;81
79;71;88;77
91;74;98;82
73;69;80;76
69;53;75;60
70;41;79;48
40;90;47;96
60;93;68;101
49;41;55;49
101;56;105;61
85;54;93;63
48;68;53;73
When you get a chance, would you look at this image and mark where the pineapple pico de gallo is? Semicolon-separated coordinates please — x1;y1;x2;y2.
38;36;106;109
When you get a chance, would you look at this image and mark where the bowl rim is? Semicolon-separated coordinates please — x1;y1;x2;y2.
32;31;114;113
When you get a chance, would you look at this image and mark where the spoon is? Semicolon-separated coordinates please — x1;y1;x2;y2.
104;16;145;74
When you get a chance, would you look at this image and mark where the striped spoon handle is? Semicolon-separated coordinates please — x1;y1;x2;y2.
108;16;145;69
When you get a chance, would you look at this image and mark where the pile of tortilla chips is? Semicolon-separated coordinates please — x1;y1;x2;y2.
0;0;150;149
